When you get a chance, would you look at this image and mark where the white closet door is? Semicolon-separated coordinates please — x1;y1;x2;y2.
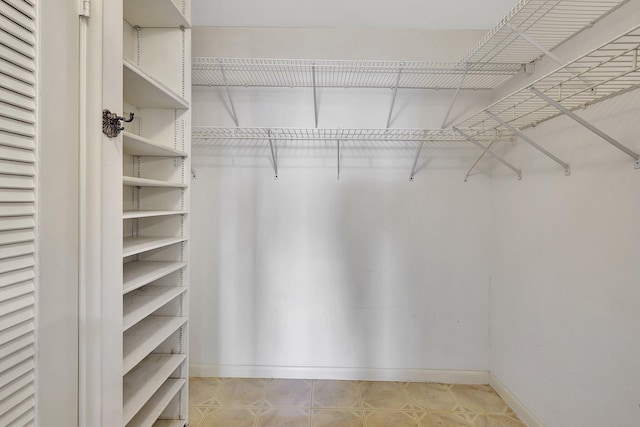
0;0;37;425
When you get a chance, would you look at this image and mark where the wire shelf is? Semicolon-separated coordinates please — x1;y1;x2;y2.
192;58;522;90
455;25;640;132
462;0;629;64
192;127;511;146
192;2;629;92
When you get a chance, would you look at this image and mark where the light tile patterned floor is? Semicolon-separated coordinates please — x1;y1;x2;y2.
189;378;527;427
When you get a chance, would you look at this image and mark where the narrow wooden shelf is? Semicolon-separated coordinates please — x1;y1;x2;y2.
123;176;187;188
123;236;187;258
123;0;190;28
123;60;189;109
123;286;187;331
123;261;187;294
123;316;187;374
123;132;188;157
153;420;186;427
123;211;187;220
123;354;186;425
126;379;185;427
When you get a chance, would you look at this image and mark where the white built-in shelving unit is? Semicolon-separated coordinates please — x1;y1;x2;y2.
121;0;191;426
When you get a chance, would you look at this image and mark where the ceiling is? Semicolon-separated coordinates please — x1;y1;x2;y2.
191;0;518;30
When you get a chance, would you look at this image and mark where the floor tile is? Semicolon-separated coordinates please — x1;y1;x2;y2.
473;414;527;427
198;407;258;427
263;378;312;407
311;409;364;427
364;410;420;427
450;385;508;414
313;380;361;409
505;407;520;419
188;406;208;427
405;382;460;412
417;411;473;426
257;407;310;427
188;377;525;427
213;378;268;407
189;377;222;406
359;381;412;410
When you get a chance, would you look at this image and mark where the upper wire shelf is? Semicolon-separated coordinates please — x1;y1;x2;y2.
192;1;629;93
192;59;521;90
455;25;640;132
462;0;629;64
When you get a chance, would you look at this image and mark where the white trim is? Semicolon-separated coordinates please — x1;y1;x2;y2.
489;373;544;427
190;365;489;384
78;5;89;425
32;1;39;426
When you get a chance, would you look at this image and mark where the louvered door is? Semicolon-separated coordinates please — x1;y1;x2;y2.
0;0;37;425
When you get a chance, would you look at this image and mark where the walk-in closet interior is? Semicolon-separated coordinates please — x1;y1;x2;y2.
3;0;640;426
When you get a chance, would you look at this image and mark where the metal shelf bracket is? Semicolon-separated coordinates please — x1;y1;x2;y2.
312;63;319;128
506;23;591;86
409;141;424;181
386;66;403;128
218;59;239;127
337;139;341;180
528;86;640;168
267;129;278;179
442;65;470;129
506;23;563;65
464;143;495;182
454;128;522;180
487;111;571;176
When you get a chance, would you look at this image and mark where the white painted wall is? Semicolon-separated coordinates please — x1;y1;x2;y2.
192;27;486;62
488;3;640;426
190;28;495;378
191;0;515;30
190;156;493;378
490;89;640;427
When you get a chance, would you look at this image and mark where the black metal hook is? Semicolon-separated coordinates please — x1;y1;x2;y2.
102;110;135;138
120;112;135;124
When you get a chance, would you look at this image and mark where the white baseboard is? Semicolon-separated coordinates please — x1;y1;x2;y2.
489;373;544;427
190;364;489;384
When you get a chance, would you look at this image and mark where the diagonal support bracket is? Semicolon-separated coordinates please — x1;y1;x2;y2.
386;66;403;128
218;61;239;127
506;23;564;66
529;86;640;169
506;23;591;86
441;65;470;129
464;142;495;182
409;141;424;181
454;128;522;180
337;139;341;180
312;63;319;128
487;111;571;176
267;129;278;179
